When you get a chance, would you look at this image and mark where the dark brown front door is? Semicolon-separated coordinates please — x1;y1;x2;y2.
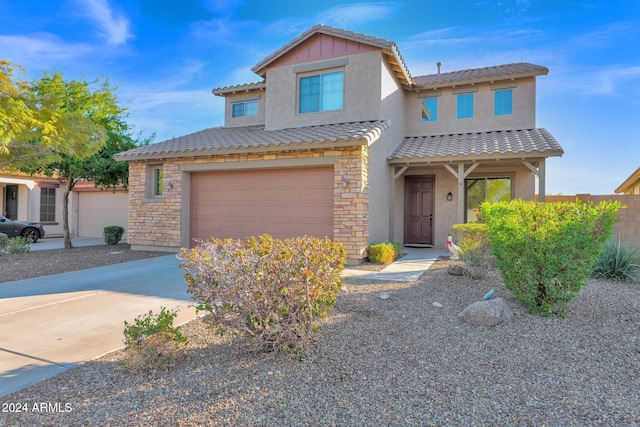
4;185;18;219
404;176;434;245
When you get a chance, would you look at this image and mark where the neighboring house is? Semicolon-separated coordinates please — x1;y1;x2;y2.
0;171;128;238
114;25;564;261
615;167;640;195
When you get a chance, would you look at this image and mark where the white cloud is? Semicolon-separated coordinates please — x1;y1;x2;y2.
74;0;131;45
316;2;401;28
0;33;93;72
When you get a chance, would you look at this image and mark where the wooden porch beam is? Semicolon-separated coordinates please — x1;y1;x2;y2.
394;165;409;180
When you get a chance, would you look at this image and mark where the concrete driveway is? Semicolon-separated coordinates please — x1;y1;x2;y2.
0;254;197;397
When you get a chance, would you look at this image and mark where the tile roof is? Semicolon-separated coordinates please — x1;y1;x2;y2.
251;24;413;88
389;128;563;163
252;24;395;75
413;63;548;89
212;81;266;96
114;120;389;161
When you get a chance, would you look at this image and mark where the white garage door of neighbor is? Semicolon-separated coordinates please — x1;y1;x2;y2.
78;191;129;238
190;167;334;245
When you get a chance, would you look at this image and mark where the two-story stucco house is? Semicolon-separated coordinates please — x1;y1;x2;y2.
114;25;564;262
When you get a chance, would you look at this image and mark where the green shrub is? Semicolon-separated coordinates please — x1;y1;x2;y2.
481;200;622;316
368;241;402;264
451;223;493;279
0;233;8;253
179;234;346;353
7;236;31;254
591;237;640;283
123;307;188;372
104;226;125;245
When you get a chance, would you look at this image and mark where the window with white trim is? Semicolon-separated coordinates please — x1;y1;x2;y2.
39;188;56;222
299;70;344;113
232;100;258;117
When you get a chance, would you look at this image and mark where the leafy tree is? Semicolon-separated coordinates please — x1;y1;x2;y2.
25;72;138;248
1;61;106;170
1;59;38;167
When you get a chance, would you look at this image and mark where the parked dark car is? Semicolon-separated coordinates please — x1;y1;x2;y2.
0;215;45;243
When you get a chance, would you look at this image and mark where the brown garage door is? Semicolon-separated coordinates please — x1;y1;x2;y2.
190;167;334;245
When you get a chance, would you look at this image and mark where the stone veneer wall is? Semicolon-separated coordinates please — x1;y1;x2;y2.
126;145;370;261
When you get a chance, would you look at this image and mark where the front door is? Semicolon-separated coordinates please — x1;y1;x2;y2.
4;185;18;219
404;176;434;245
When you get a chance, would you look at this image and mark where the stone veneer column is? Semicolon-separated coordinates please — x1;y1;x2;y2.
332;145;369;261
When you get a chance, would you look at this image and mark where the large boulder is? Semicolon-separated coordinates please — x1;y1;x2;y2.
458;297;512;327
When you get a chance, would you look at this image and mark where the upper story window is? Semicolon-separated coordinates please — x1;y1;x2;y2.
232;100;258;117
299;70;344;113
457;93;474;119
494;89;513;115
421;98;438;122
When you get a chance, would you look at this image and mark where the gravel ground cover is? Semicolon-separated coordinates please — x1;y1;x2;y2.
1;248;639;426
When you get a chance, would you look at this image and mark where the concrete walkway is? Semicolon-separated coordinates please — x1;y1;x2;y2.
0;255;196;397
343;246;451;282
30;236;112;251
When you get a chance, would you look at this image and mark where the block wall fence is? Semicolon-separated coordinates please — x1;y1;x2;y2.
543;194;640;245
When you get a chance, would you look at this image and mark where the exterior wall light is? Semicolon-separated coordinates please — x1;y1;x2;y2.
342;177;350;187
447;191;453;201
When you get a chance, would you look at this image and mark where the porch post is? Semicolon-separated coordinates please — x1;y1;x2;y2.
538;159;546;202
457;163;465;223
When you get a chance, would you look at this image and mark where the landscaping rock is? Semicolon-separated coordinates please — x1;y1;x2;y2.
379;291;390;300
447;265;465;276
432;301;443;308
458;297;512;327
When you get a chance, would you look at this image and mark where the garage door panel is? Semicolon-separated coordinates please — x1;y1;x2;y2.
78;192;128;238
191;167;333;245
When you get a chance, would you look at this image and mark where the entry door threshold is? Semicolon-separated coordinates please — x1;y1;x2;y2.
404;243;434;248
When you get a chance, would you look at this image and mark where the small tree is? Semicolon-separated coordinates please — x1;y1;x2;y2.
481;200;622;316
24;72;139;248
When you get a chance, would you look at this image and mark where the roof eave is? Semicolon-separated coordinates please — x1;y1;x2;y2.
212;82;266;96
114;139;370;163
614;167;640;193
251;24;397;77
388;149;564;165
415;69;548;91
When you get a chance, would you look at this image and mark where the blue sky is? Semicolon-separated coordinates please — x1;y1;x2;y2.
1;0;638;194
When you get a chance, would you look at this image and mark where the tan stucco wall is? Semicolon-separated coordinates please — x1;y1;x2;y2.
391;163;536;247
367;57;407;244
126;146;370;261
222;90;266;128
404;78;537;136
263;50;384;130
